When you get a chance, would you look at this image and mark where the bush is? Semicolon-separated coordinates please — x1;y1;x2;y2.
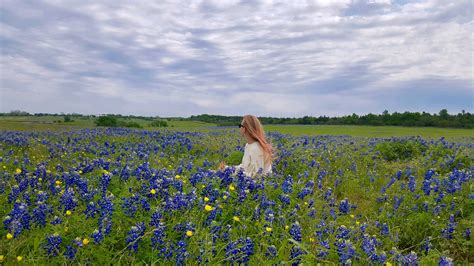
95;116;118;127
150;120;168;127
375;141;425;161
64;115;73;122
119;121;142;128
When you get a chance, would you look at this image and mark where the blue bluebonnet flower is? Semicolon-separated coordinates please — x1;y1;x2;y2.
381;177;397;193
421;237;432;254
339;198;350;214
408;175;416;192
264;208;275;223
92;229;104;244
23;191;31;205
279;194;290;207
120;165;131;181
224;237;254;264
290;246;305;265
50;216;62;225
336;225;351;239
330;208;337;219
5;202;30;237
32;202;51;227
64;245;77;260
290;222;302;242
441;215;456;239
175;240;188;266
73;237;83;247
59;188;77;212
150;210;163;227
36;190;49;202
298;180;314;199
100;173;111;195
84;201;98;219
318;249;329;258
465;228;471;239
43;233;62;256
122;194;140;217
325;188;333;201
361;234;377;257
282;175;293;193
438;256;454;266
98;195;114;235
8;185;21;203
381;223;389;236
126;222;146;253
240;237;254;264
266;245;277;258
402;251;418;265
151;222;167;250
335;239;355;265
393;196;403;210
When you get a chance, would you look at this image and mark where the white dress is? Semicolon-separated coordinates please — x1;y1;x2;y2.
233;142;272;177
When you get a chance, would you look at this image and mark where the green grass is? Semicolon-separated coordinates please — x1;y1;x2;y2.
1;116;472;139
265;124;474;139
0;116;216;131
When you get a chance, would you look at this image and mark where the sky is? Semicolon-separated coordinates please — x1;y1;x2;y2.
0;0;472;117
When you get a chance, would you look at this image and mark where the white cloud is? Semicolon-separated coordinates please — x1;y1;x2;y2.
0;0;472;116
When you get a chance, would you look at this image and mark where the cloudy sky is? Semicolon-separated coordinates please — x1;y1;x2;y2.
0;0;472;117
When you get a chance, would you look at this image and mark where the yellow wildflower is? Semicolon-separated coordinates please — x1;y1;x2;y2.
186;230;193;237
233;216;240;222
204;205;213;211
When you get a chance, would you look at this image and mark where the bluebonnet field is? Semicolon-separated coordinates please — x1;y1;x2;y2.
0;128;472;265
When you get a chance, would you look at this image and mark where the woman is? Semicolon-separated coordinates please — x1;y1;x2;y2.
219;115;273;177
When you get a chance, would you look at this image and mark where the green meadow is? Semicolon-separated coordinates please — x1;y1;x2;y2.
1;116;472;140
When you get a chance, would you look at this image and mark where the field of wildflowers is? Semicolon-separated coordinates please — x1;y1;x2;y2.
0;128;472;265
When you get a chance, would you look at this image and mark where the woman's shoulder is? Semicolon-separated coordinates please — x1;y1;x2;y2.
247;142;263;153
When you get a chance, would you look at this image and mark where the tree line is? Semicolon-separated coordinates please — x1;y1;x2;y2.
2;109;473;128
189;110;473;128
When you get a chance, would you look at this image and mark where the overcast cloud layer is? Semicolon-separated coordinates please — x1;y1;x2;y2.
0;0;472;117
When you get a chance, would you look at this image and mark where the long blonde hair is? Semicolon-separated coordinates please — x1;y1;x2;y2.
241;115;273;168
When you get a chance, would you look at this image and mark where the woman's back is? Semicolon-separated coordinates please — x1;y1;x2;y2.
239;141;272;177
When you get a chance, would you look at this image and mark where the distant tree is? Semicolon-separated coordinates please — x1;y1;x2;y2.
439;109;449;119
9;110;30;116
95;116;118;127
